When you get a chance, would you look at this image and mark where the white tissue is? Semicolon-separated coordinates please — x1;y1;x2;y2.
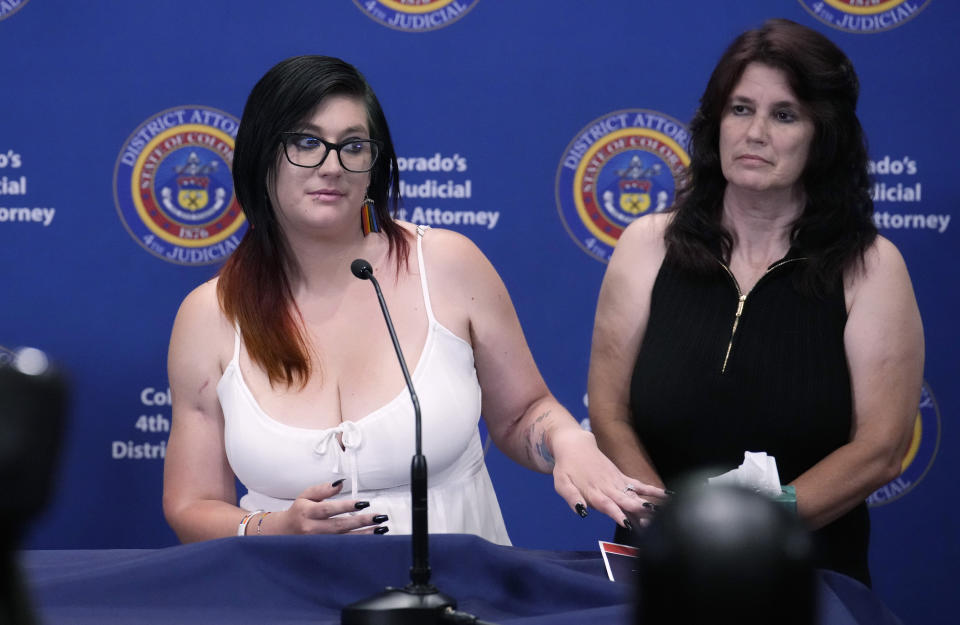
707;451;783;498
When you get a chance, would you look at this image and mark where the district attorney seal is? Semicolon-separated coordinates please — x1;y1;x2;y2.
114;105;246;266
556;109;690;263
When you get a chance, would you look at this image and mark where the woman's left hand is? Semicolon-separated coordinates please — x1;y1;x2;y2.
550;426;669;530
423;228;670;530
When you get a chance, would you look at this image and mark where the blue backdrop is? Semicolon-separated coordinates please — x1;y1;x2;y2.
1;1;955;623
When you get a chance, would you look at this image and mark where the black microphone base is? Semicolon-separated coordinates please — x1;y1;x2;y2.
341;584;456;625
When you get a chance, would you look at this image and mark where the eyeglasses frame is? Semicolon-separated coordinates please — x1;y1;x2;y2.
278;132;382;173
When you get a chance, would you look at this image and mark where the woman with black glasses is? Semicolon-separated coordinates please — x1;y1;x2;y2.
162;55;664;542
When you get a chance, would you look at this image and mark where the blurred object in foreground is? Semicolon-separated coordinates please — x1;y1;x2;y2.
0;347;68;625
635;482;815;625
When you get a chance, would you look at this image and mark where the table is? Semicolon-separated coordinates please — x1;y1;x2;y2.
19;534;903;624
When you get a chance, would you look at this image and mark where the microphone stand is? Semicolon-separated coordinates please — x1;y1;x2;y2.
341;259;457;625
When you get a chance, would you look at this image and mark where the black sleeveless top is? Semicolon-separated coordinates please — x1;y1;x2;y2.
623;254;871;586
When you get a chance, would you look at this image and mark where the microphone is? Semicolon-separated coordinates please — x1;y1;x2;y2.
342;258;457;625
350;258;374;280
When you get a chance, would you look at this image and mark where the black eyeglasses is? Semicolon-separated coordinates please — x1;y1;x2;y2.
279;132;381;173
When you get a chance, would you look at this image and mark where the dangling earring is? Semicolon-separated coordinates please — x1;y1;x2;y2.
361;195;381;235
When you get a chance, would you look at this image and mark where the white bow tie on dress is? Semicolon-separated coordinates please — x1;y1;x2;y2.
313;421;363;500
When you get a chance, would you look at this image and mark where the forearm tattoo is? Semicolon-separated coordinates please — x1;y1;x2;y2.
528;410;554;467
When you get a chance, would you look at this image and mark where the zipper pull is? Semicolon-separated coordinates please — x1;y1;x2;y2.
722;294;748;375
735;294;746;318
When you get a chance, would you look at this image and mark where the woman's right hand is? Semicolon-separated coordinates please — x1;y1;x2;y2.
265;481;389;535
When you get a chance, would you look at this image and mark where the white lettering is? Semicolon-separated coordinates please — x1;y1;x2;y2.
140;387;172;406
408;207;500;230
867;476;912;505
0;175;26;195
0;149;23;168
871;182;923;203
111;440;167;460
868;155;918;176
396;153;468;173
0;206;56;226
399;179;472;199
873;211;949;233
386;1;468;28
135;414;171;432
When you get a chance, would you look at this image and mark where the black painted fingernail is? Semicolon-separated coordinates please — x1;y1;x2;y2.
374;526;390;535
575;503;588;518
642;502;659;511
372;514;388;523
331;479;345;488
354;501;370;510
623;518;634;532
664;489;676;496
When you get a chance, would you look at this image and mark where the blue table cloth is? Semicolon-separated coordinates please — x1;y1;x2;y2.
19;534;902;624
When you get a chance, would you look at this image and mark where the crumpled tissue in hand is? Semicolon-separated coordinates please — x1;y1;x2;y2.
707;451;783;498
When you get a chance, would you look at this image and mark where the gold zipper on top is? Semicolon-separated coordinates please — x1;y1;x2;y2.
718;257;805;374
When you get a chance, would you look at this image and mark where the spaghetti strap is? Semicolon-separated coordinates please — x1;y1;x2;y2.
230;323;241;364
415;225;438;325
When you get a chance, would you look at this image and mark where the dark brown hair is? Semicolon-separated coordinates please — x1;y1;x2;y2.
665;18;876;293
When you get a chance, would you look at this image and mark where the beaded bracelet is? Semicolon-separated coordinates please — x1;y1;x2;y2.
257;511;272;535
237;510;263;536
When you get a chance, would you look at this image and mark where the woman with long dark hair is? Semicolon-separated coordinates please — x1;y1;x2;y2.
588;20;923;585
163;55;663;543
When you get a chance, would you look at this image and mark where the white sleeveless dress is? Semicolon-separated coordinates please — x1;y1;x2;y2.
216;226;511;544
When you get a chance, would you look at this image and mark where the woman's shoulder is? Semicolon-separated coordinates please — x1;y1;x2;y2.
397;222;488;270
178;276;221;315
865;234;906;266
395;222;505;314
168;277;235;384
173;277;233;341
623;211;673;239
843;234;914;309
611;212;672;266
846;235;908;283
